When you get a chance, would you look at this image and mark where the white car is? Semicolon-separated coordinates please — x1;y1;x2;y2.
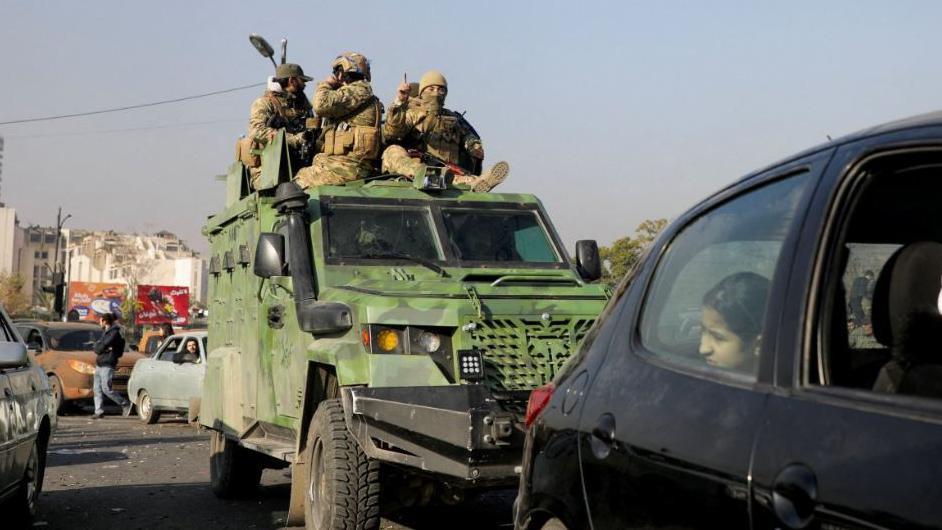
0;305;56;523
127;331;207;424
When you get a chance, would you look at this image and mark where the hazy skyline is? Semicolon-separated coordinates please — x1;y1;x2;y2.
2;1;941;256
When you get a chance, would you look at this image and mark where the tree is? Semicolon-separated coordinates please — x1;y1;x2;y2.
0;273;31;317
598;219;668;284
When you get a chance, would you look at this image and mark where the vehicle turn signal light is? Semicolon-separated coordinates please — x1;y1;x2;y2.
376;329;400;352
525;383;555;428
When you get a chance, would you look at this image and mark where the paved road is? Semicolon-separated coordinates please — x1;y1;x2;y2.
38;414;514;530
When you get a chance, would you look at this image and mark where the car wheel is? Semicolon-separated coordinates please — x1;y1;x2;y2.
6;438;45;524
541;518;568;530
48;375;68;415
304;398;380;530
209;430;263;498
137;390;160;424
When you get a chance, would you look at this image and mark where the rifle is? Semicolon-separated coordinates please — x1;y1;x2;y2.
407;149;469;176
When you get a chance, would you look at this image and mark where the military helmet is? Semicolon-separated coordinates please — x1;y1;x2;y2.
419;70;448;94
331;52;371;81
274;63;313;82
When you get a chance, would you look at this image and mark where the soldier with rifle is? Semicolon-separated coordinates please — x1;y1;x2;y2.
382;70;509;192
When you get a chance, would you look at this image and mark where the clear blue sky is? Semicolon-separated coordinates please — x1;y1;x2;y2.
2;1;940;255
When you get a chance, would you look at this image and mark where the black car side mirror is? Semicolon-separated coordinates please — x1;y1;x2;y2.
575;240;602;282
254;232;287;278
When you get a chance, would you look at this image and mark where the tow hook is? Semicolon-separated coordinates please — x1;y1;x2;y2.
482;414;514;446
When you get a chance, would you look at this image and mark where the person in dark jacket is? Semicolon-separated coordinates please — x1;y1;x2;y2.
92;313;132;418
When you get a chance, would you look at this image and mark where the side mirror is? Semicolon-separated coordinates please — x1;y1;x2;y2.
575;240;602;282
254;233;287;278
0;342;29;369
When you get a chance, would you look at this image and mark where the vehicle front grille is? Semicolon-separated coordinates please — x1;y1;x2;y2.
465;316;595;392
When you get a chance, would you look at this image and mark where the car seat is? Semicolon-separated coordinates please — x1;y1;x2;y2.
871;241;942;398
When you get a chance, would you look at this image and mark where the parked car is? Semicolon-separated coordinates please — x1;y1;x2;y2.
0;305;56;523
15;321;145;414
515;112;942;529
127;331;207;423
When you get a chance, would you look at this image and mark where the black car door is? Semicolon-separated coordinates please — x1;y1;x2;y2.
577;152;830;530
751;138;942;529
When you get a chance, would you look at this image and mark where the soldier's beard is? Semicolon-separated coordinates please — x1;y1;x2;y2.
421;92;445;112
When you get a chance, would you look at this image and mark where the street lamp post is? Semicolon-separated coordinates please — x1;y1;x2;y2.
52;207;72;319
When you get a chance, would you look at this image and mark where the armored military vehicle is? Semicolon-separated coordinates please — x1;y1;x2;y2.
200;123;608;527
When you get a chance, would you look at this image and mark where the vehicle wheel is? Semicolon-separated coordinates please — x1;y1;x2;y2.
48;375;68;415
5;438;45;524
541;518;568;530
209;430;263;498
304;398;380;530
137;390;160;424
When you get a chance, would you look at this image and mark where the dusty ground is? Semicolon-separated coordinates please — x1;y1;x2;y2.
37;413;514;529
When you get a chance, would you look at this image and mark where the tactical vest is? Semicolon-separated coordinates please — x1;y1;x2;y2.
414;108;462;164
321;97;382;161
268;92;311;134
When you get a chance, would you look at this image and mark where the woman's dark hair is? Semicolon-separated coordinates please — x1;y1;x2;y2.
184;338;199;349
100;313;116;325
702;272;771;343
159;323;174;337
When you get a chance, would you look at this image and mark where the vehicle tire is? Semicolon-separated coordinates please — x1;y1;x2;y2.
209;430;263;499
137;390;160;424
48;374;68;415
304;398;380;530
541;518;568;530
6;438;46;525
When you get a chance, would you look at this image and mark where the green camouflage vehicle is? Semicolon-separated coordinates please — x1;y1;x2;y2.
199;130;609;529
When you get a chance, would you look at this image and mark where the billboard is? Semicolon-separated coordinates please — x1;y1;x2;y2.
67;282;125;322
136;285;189;326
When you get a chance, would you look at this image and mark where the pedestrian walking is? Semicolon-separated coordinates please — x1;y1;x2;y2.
92;312;132;418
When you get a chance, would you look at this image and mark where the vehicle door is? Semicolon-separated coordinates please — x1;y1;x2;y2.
167;336;206;407
0;311;29;495
577;153;829;529
143;337;182;407
751;138;942;529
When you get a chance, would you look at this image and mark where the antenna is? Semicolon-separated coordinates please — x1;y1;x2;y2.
280;39;287;65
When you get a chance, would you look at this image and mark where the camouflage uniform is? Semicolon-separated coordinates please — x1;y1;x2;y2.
247;88;312;187
382;71;507;192
295;77;382;188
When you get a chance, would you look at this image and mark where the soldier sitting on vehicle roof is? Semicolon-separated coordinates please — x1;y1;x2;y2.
294;52;383;189
382;70;509;192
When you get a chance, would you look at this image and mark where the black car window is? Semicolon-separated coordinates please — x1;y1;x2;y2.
639;173;812;380
46;328;102;350
813;151;942;402
157;338;182;362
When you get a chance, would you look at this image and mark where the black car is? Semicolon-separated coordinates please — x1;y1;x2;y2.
515;112;942;530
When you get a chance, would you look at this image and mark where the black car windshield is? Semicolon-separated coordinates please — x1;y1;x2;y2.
47;328;102;351
442;208;561;264
326;205;442;261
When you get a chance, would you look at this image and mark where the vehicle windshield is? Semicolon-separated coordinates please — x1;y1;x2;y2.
326;205;442;261
324;202;563;267
47;328;102;351
442;208;560;264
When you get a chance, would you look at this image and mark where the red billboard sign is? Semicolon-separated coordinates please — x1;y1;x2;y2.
136;285;190;326
67;282;126;322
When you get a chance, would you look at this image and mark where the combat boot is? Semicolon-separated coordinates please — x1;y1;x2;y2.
472;161;510;192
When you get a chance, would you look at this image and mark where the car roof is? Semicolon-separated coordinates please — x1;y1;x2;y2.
171;331;208;338
18;321;100;330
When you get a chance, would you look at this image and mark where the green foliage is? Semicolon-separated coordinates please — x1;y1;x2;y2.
0;273;32;317
599;219;668;284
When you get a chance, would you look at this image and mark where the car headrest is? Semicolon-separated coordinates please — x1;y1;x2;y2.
871;241;942;359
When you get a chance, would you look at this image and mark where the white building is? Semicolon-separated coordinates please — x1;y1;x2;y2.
67;231;204;302
0;207;18;276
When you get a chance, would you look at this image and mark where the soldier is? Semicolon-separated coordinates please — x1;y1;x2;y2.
294;52;382;188
382;70;508;192
246;63;314;187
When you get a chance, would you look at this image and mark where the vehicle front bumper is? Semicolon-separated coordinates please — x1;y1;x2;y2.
342;385;527;487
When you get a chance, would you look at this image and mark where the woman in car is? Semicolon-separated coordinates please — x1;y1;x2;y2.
698;271;770;374
173;338;200;364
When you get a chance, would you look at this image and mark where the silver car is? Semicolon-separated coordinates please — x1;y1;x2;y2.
0;305;56;523
127;332;207;424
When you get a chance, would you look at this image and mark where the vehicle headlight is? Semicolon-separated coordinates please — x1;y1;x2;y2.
417;331;442;353
68;360;96;375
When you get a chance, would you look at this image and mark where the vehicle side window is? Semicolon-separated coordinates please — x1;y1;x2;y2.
813;151;942;401
157;338;182;362
201;337;208;356
639;173;812;380
0;314;15;342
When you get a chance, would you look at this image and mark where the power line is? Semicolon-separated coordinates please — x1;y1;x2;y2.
0;82;265;125
4;118;245;140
